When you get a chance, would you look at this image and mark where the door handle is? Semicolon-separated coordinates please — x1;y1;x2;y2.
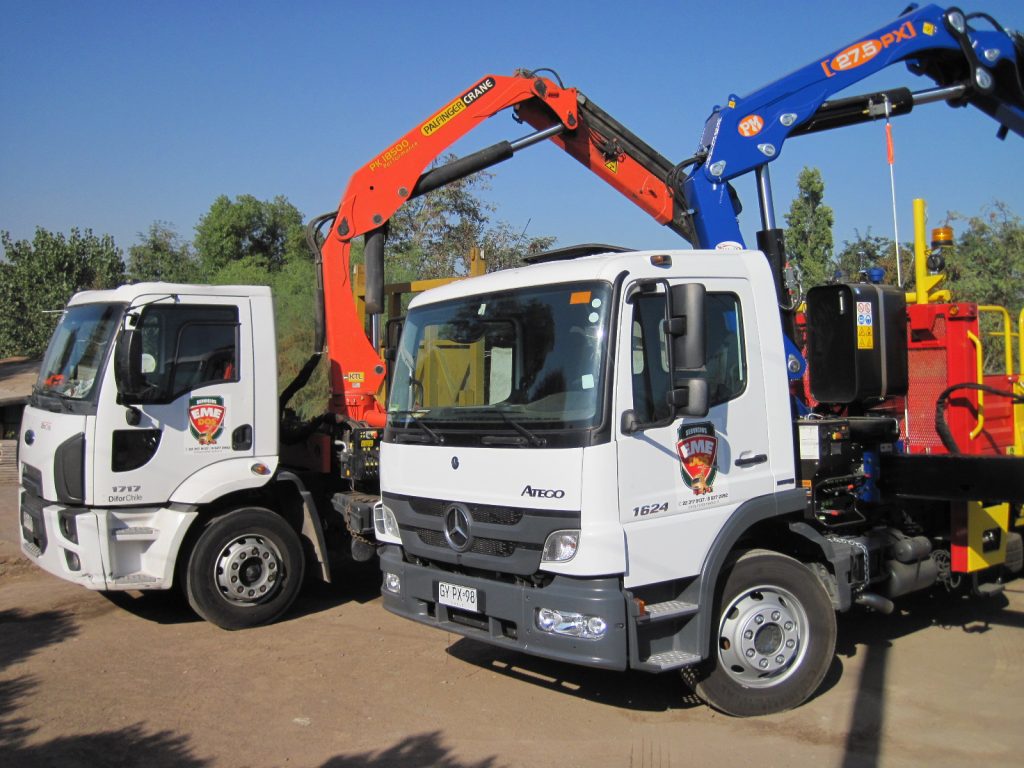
232;425;253;451
734;453;767;467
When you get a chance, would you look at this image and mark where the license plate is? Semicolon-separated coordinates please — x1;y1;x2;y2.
438;581;479;613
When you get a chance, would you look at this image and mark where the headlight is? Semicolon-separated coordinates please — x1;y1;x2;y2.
536;607;608;639
541;530;579;563
373;502;401;542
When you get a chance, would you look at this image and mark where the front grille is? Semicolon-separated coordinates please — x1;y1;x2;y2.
20;491;47;554
447;607;489;631
388;492;580;576
410;497;524;526
413;527;525;557
21;464;43;497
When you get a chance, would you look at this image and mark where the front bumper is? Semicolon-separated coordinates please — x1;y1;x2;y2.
19;490;197;590
379;545;628;670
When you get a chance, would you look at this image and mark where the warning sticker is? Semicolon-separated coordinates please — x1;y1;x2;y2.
856;301;874;349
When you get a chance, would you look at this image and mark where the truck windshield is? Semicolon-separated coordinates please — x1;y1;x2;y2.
36;303;123;401
389;281;612;434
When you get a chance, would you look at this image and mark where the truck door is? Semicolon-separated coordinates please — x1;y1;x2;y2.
92;296;256;507
616;277;775;586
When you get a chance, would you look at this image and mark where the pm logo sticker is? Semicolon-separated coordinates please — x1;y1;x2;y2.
738;114;764;137
189;396;226;447
677;422;719;495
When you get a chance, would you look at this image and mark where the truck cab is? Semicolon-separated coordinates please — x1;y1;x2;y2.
19;283;289;621
377;249;809;702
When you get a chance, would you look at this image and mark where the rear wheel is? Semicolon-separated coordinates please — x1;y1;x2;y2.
691;550;836;716
185;507;305;630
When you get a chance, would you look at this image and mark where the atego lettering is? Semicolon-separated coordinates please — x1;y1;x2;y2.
521;485;566;499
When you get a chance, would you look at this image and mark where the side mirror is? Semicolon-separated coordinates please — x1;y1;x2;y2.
665;283;706;370
665;283;709;419
667;378;709;418
384;317;405;361
113;328;145;404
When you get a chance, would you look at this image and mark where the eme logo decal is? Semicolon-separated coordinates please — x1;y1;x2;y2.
189;396;226;446
421;77;497;137
677;422;719;496
820;21;916;77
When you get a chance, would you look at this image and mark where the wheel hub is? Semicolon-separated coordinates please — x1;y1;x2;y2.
215;534;283;605
718;586;808;688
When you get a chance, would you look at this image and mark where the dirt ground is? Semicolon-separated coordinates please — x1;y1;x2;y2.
2;482;1023;768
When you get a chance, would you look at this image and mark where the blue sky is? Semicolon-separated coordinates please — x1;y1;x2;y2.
2;0;1022;264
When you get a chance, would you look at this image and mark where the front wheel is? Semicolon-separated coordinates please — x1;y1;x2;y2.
691;550;836;716
185;507;305;630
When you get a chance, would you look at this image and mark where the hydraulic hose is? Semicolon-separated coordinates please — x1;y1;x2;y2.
934;382;1024;454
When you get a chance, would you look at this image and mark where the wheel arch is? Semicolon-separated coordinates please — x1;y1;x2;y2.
173;473;332;592
692;489;834;659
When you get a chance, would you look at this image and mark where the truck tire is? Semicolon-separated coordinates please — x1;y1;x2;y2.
691;550;836;716
185;507;305;630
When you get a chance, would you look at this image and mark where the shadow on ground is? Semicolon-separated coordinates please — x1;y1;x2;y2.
321;731;502;768
97;552;383;626
0;607;210;767
444;582;1022;723
446;638;704;713
833;586;1020;768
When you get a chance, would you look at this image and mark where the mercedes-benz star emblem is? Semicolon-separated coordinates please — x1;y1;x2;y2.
451;456;460;470
443;504;473;553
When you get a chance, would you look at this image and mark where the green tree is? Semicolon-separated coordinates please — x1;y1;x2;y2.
387;156;493;282
0;228;124;357
127;221;198;283
784;167;834;290
944;202;1024;310
194;194;305;274
271;257;329;419
835;229;913;289
480;221;556;272
943;202;1023;373
386;157;556;279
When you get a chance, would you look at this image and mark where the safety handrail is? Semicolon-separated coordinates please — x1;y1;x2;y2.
1019;307;1024;377
966;330;985;440
978;305;1015;375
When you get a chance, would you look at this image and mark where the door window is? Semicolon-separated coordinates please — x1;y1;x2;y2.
630;290;746;421
136;305;239;402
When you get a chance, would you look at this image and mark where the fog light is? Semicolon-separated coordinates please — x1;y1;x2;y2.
58;511;79;544
535;607;608;639
64;549;81;572
541;530;580;563
373;503;401;542
383;572;401;594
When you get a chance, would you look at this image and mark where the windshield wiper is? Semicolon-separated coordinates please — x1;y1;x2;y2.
492;406;547;447
389;410;444;444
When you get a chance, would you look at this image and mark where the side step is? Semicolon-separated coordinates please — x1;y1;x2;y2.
107;574;161;586
630;597;702;672
640;650;701;672
637;600;698;624
974;581;1005;598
